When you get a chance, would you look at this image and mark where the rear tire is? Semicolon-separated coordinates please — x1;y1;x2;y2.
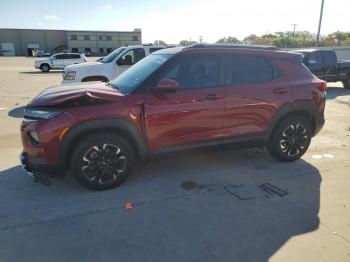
266;116;312;162
40;64;50;72
342;75;350;89
71;134;134;190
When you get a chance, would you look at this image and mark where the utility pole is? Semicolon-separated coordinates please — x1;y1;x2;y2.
316;0;325;47
291;24;297;37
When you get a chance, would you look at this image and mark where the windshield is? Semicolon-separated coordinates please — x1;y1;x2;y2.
111;54;171;94
101;47;125;63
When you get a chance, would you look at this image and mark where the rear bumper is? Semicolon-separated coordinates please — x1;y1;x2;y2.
313;115;325;136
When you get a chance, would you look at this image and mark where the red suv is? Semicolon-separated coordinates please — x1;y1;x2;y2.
20;45;326;190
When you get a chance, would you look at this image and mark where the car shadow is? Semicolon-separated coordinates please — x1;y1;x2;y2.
0;147;321;262
326;85;350;100
18;71;63;74
8;106;25;118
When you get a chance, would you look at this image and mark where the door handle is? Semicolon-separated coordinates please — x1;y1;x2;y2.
273;88;288;95
205;93;220;100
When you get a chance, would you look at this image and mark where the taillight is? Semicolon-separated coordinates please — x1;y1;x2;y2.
319;81;327;92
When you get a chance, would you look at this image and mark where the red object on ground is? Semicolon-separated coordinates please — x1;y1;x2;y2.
125;202;133;209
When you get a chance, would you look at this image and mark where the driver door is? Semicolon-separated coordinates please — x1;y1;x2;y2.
144;54;226;152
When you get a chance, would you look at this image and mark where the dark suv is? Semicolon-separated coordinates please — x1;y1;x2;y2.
21;44;326;190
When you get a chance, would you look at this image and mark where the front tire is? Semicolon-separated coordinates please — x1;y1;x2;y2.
40;64;50;72
267;116;312;162
71;134;134;190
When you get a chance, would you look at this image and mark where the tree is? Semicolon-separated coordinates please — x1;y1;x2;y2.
179;40;197;46
154;40;166;45
243;34;257;44
216;36;241;44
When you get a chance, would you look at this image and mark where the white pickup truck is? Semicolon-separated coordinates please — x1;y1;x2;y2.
35;53;87;72
62;45;167;84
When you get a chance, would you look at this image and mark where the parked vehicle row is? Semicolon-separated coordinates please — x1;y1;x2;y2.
295;49;350;89
34;53;87;72
34;50;53;57
62;44;167;84
21;44;326;190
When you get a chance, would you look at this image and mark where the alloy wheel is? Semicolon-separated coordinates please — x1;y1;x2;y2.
81;143;127;185
279;124;308;157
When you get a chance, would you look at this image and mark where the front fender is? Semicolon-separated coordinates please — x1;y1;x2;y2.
59;117;148;167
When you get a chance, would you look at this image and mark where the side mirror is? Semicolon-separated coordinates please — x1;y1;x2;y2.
154;79;179;93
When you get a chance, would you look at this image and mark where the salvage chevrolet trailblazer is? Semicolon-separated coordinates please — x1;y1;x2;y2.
20;44;326;190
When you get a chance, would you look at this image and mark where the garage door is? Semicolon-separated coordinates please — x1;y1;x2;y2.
1;43;15;56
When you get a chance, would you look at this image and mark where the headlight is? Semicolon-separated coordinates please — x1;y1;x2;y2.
24;108;60;120
63;71;76;80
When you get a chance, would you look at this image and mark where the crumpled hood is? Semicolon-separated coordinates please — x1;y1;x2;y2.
65;61;102;71
29;82;124;107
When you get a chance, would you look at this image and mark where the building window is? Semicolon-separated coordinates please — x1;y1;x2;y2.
132;36;139;41
99;48;104;54
98;35;103;41
106;48;112;53
84;35;90;40
71;35;77;40
85;48;91;52
72;48;79;53
106;36;112;41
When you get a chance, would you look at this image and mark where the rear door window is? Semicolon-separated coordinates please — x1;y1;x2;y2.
55;54;65;59
323;51;336;66
228;55;274;85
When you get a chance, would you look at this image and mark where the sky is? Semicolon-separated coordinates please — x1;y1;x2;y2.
0;0;348;44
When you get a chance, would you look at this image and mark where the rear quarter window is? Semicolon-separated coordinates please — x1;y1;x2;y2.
70;54;81;59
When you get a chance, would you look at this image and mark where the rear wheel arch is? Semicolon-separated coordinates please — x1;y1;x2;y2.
59;118;148;169
267;104;317;139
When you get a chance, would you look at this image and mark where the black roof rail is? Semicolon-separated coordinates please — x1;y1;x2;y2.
185;44;279;50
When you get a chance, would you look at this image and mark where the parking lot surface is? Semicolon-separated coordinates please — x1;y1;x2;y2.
0;57;349;262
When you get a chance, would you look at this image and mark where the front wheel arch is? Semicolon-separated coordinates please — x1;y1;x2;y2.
81;76;109;82
59;118;148;169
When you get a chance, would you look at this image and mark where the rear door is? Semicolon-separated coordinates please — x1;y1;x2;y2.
144;54;226;152
223;54;290;141
64;54;81;66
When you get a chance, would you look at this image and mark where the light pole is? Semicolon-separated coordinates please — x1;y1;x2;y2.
316;0;325;47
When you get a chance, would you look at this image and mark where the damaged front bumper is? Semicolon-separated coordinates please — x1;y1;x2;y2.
20;152;63;176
